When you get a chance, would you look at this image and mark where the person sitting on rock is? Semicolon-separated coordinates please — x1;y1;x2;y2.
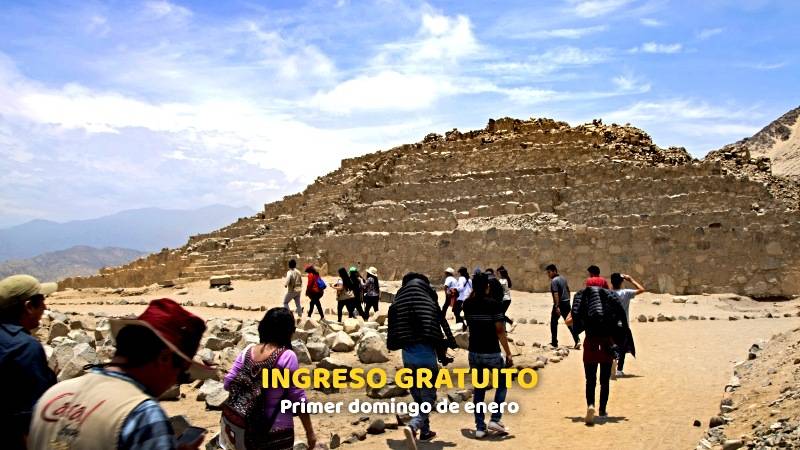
387;272;456;449
610;273;644;377
585;265;610;289
221;307;316;450
29;298;214;450
0;275;57;450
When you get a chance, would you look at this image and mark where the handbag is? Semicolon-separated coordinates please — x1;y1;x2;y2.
220;346;288;450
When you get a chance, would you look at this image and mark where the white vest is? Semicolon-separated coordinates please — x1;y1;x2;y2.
29;372;152;450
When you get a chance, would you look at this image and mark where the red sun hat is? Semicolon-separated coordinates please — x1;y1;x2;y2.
110;298;215;379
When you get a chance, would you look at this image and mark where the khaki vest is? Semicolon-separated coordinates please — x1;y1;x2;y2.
29;372;152;450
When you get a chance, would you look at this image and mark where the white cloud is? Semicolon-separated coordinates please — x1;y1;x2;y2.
604;99;754;122
379;12;481;65
511;25;608;40
640;18;663;27
612;74;650;92
741;61;787;70
86;15;110;36
144;1;191;20
697;27;723;40
630;42;683;54
567;0;633;18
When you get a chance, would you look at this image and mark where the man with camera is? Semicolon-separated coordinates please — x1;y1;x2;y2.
387;272;457;450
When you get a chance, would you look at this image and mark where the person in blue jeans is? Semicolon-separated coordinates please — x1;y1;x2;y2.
387;272;456;450
464;273;514;438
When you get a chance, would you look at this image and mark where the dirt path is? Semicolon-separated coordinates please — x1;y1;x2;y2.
349;318;799;450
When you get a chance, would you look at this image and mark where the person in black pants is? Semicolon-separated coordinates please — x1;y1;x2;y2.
546;264;580;349
363;267;381;317
304;265;325;320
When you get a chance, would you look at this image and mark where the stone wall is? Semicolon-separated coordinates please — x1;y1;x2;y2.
295;223;800;297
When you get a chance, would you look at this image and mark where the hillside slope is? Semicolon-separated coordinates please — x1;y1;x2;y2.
0;246;145;282
0;205;253;261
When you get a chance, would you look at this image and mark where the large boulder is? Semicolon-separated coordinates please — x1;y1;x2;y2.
204;331;241;351
306;342;330;362
343;318;361;333
48;337;78;372
356;333;390;364
454;331;470;350
375;313;389;326
367;382;408;399
326;332;355;352
48;322;70;343
292;340;312;365
67;330;95;346
57;343;97;382
198;379;228;409
316;357;352;371
209;275;231;287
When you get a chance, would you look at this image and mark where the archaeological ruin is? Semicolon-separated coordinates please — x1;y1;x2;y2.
59;117;800;297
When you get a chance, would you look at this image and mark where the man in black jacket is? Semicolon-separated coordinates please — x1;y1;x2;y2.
387;273;456;449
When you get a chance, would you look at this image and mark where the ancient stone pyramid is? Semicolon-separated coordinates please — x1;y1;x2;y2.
61;117;800;297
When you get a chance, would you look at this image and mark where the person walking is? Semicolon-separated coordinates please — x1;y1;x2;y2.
454;267;472;326
496;266;512;314
0;275;57;450
283;259;303;315
610;273;644;377
348;267;368;320
546;264;581;349
463;273;514;438
387;272;456;450
220;307;317;450
571;286;630;425
441;268;459;318
363;267;380;317
29;298;214;449
304;265;326;320
585;265;609;289
334;267;355;323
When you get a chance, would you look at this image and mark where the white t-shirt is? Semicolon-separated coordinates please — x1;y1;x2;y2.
499;278;511;301
614;288;637;320
444;276;458;290
457;276;472;301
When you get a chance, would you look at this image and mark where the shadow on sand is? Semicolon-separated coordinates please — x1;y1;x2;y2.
385;438;458;449
566;415;628;426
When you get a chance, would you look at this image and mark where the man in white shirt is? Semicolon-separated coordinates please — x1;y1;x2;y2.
283;259;303;315
610;272;645;377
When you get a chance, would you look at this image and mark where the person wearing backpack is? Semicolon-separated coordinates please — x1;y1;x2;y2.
571;286;630;425
283;259;303;315
304;265;326;320
221;307;317;450
363;267;380;316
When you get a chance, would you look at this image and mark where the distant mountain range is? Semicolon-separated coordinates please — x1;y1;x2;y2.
0;246;146;282
0;205;255;262
717;105;800;177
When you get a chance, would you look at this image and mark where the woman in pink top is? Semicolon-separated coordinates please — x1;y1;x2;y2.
220;308;316;450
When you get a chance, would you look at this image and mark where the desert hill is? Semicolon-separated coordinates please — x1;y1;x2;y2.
0;246;145;282
714;105;800;177
58;117;800;297
0;205;254;262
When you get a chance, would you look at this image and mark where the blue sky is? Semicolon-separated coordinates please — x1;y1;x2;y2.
0;0;797;227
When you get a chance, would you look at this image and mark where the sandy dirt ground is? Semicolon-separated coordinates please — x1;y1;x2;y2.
45;279;800;449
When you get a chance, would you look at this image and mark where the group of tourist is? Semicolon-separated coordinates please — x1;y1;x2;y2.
0;258;645;450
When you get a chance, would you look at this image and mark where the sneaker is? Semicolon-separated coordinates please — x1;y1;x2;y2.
574;342;582;350
419;431;437;441
488;421;509;434
585;405;595;425
475;429;487;439
599;410;608;417
403;426;417;450
550;342;558;348
615;370;624;378
610;360;618;380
